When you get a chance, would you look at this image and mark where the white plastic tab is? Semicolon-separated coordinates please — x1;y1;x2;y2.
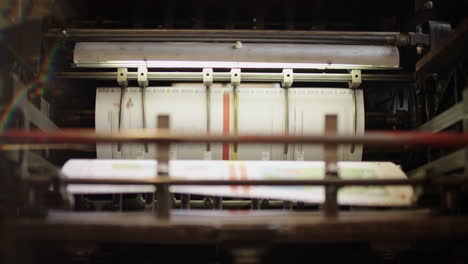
137;66;148;87
117;68;128;87
203;68;213;87
204;151;212;160
136;150;145;160
261;152;270;161
349;69;362;89
230;68;241;87
281;69;293;88
295;151;305;161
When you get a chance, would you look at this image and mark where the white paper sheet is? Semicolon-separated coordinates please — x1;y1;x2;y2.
237;86;286;160
95;86;364;161
288;88;364;161
62;159;413;206
95;88;121;159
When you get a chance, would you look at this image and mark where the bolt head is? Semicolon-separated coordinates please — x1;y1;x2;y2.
233;41;243;49
424;1;433;9
416;46;423;55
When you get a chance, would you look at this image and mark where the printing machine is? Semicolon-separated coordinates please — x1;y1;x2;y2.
1;0;468;263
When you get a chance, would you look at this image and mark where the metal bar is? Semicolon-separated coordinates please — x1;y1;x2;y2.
142;88;148;152
417;102;463;132
323;115;339;217
22;101;58;130
11;210;468;244
2;151;57;175
73;62;398;70
416;18;468;76
204;69;212;152
213;197;223;210
180;194;190;209
463;88;468;178
250;199;260;210
73;42;399;70
156;115;171;220
361;73;414;82
6;129;468;148
175;200;283;208
0;144;94;151
409;149;464;179
54;71;412;82
117;87;125;151
28;177;426;186
47;28;407;46
232;73;239;155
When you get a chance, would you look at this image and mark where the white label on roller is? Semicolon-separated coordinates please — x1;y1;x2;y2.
204;151;212;160
261;152;270;161
170;150;178;160
288;88;362;161
237;86;285;160
295;151;305;161
135;151;145;160
158;164;169;175
95;88;122;159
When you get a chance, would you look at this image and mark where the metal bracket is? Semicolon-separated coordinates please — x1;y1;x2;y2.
117;71;127;152
349;70;362;89
428;21;452;50
22;101;58;131
137;67;149;152
181;194;191;209
462;88;468;179
408;32;430;47
230;68;241;87
323;114;339;217
281;69;293;88
117;68;128;152
203;68;213;153
231;68;241;156
348;70;361;153
203;68;213;87
282;69;292;160
156;114;171;220
137;66;148;87
117;68;128;87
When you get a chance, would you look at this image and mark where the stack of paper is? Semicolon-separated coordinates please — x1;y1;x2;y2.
62;159;413;206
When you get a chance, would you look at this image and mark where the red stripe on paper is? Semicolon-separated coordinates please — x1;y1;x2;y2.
239;163;249;194
228;163;238;192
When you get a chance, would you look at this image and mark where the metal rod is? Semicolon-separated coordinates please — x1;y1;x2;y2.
117;88;125;152
233;85;238;155
156;115;171;220
5;129;468;148
142;88;148;152
213;197;223;210
34;178;426;186
251;199;260;210
46;28;408;46
53;72;413;83
174;199;285;209
283;87;289;159
205;85;211;152
180;194;190;209
323;115;339;217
